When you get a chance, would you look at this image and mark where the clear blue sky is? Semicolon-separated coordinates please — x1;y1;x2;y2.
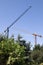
0;0;43;46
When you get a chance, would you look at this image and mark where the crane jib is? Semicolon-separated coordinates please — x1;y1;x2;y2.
4;6;32;38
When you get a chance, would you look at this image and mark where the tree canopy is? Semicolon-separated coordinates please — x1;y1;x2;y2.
0;34;43;65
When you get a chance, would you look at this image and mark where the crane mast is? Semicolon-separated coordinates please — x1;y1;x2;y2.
4;6;32;38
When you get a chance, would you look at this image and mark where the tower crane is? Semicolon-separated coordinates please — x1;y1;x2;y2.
32;33;43;45
4;6;31;38
14;28;43;45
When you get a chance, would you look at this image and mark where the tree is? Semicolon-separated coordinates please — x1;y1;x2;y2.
0;34;26;65
40;63;43;65
31;44;43;65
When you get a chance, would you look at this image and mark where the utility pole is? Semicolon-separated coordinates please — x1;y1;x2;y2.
4;6;32;38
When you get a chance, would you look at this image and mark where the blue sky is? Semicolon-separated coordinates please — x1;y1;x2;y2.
0;0;43;46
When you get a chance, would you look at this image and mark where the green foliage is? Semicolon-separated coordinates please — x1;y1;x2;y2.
0;35;31;65
31;44;43;65
40;63;43;65
0;34;43;65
